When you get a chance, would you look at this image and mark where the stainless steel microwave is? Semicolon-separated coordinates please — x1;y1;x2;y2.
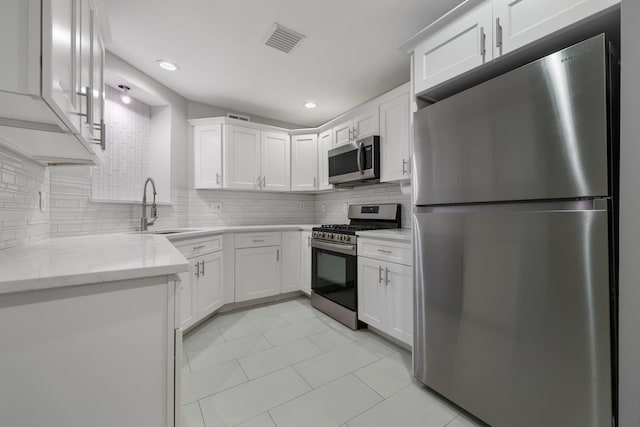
328;135;380;186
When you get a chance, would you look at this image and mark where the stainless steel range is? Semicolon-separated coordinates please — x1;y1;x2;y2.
311;203;401;330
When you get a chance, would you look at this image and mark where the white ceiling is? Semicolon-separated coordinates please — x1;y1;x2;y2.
104;0;462;127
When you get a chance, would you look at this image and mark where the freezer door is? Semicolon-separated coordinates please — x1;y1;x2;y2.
413;209;612;427
413;34;609;205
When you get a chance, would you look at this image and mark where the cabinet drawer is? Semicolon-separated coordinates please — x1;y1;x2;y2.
358;239;412;266
235;231;281;248
174;235;223;258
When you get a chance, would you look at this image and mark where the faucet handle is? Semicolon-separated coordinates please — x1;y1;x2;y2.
151;205;158;218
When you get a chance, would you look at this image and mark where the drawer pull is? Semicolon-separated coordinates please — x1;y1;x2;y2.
253;239;265;243
377;249;392;254
193;245;206;250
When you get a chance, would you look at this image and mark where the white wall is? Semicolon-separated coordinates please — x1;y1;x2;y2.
618;0;639;425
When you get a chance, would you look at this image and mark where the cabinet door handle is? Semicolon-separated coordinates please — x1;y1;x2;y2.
496;18;503;50
385;268;390;286
193;245;206;250
307;236;311;247
402;158;408;175
313;177;316;188
194;262;200;278
480;26;486;61
200;260;205;276
216;172;221;185
263;176;266;188
378;266;384;283
276;249;280;262
91;120;106;151
76;86;93;126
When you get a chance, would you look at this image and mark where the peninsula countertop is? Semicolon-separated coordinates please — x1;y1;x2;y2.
0;233;189;295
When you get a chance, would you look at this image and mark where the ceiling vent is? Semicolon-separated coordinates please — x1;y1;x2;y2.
264;23;306;54
227;112;250;122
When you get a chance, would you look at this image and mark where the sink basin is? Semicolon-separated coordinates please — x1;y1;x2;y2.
136;228;204;235
154;231;184;235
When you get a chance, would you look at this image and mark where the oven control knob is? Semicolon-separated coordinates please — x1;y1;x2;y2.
312;231;318;238
343;235;349;242
325;233;333;239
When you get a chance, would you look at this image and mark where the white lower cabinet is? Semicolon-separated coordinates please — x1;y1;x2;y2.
236;244;281;302
174;236;224;330
358;238;413;346
301;231;312;295
282;231;302;292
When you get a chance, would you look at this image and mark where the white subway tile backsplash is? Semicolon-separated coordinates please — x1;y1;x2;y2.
0;148;50;249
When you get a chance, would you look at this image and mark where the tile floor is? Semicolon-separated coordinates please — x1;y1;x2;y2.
181;297;484;427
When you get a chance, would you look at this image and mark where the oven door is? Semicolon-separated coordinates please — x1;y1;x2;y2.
311;239;357;311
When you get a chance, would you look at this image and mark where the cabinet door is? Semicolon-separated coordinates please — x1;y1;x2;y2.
194;124;223;189
41;0;83;135
178;262;198;330
291;134;318;191
90;8;105;143
300;231;312;295
0;0;40;95
353;107;379;140
261;131;291;191
414;0;493;95
494;0;619;56
385;262;413;346
357;257;386;330
380;93;410;182
282;231;302;293
235;246;281;302
197;251;224;318
317;129;333;191
77;0;93;140
223;124;261;190
333;120;354;146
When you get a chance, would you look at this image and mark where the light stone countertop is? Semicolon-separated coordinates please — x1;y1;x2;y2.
0;224;320;295
0;233;189;295
356;228;412;242
150;224;319;242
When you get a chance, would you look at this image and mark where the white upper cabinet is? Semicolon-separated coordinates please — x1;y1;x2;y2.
353;106;379;140
413;0;493;95
193;124;223;189
405;0;620;95
380;92;410;182
261;131;291;192
224;124;261;190
332;120;354;146
494;0;620;56
317;129;333;191
0;0;106;164
291;134;318;191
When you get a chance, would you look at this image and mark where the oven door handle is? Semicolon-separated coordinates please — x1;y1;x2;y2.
312;239;357;256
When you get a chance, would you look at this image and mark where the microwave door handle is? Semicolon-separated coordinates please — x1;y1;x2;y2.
357;142;363;174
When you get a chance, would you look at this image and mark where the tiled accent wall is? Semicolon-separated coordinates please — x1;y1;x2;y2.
314;183;412;228
91;85;151;201
0;148;50;249
49;167;184;236
187;189;316;227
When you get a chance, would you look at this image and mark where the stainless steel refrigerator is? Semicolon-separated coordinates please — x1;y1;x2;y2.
412;34;618;427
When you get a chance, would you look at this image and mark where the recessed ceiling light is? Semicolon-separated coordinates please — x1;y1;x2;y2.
156;60;178;71
304;101;317;109
118;84;131;104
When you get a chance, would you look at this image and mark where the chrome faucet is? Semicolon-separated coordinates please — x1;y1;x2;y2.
141;177;158;231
